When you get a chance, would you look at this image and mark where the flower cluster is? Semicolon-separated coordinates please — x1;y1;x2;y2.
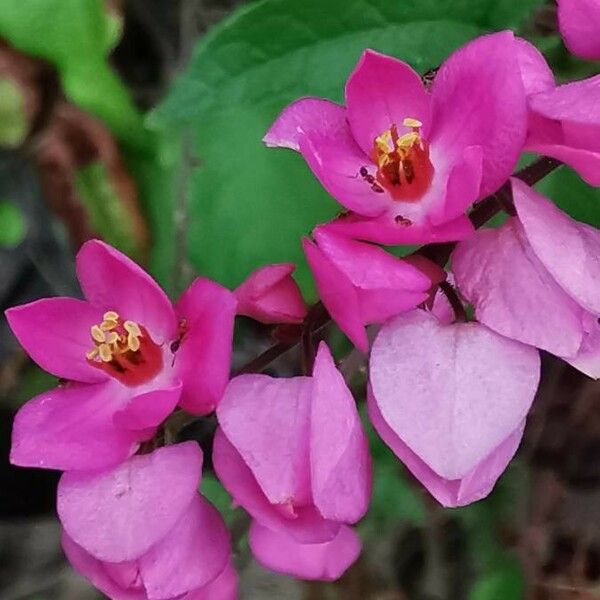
5;7;600;599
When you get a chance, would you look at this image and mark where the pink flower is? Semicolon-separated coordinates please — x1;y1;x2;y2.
57;442;234;599
264;32;527;244
234;263;307;324
453;179;600;378
213;343;371;580
558;0;600;60
369;310;540;507
303;227;444;351
6;240;237;471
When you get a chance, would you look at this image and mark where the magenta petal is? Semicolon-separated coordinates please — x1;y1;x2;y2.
516;38;555;96
57;442;202;562
310;343;371;523
76;240;177;343
321;213;474;245
249;521;361;582
367;389;526;507
235;263;307;324
5;298;106;383
558;0;600;60
11;381;137;471
184;563;238;600
263;97;346;151
430;31;526;197
513;178;600;315
369;311;539;480
303;237;367;351
345;49;431;154
452;220;585;357
62;533;146;600
113;382;182;431
213;428;340;544
175;277;237;415
139;495;230;598
217;374;312;506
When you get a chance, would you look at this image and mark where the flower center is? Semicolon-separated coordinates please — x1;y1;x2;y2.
86;311;163;386
370;117;434;201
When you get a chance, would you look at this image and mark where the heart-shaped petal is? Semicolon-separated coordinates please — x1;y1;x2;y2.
369;310;539;479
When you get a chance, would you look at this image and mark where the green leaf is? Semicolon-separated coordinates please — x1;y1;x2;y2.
0;199;26;247
469;557;525;600
200;475;239;527
0;79;27;147
0;0;148;149
536;166;600;229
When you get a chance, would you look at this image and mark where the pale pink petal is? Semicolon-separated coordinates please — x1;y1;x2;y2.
565;312;600;378
216;374;312;506
235;263;307;324
558;0;600;60
113;382;182;431
57;442;202;562
264;98;346;151
184;563;238;600
516;38;555;96
429;145;483;225
345;49;431;154
310;343;371;523
76;240;177;344
62;533;146;600
249;521;361;581
367;388;526;507
11;381;137;471
303;237;367;351
369;310;539;480
5;298;107;383
213;428;340;544
321;213;474;245
174;277;237;415
513;178;600;315
139;495;230;598
452;220;585;357
429;31;527;197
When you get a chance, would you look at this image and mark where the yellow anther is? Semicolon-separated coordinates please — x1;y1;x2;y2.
106;331;119;345
403;117;422;128
397;132;419;149
124;320;142;337
127;334;141;352
86;348;99;360
100;319;118;331
103;311;119;321
91;325;106;343
98;343;113;362
375;130;393;153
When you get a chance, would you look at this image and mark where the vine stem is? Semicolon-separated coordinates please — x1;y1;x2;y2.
236;157;563;375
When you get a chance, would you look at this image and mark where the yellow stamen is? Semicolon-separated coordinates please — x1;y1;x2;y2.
127;334;141;352
100;319;118;331
397;132;420;149
91;325;106;343
98;343;113;362
124;321;141;337
103;311;119;321
106;331;119;346
86;348;99;360
403;117;422;128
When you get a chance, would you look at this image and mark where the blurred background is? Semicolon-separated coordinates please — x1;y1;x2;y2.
0;0;599;598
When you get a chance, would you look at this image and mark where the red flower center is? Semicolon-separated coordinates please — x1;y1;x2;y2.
371;118;434;201
86;311;163;386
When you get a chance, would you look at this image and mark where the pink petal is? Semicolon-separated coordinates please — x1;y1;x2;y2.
513;178;600;315
263;97;347;151
452;220;585;357
303;237;367;351
369;310;539;479
310;343;371;523
321;212;474;245
216;374;312;506
113;382;182;431
57;442;202;562
174;277;237;415
249;521;361;581
62;533;146;600
235;263;307;324
429;31;527;197
76;240;177;344
345;49;431;155
516;38;555;96
558;0;600;60
184;563;238;600
367;388;526;507
10;381;137;471
213;428;340;544
139;495;230;598
565;312;600;378
5;298;107;383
